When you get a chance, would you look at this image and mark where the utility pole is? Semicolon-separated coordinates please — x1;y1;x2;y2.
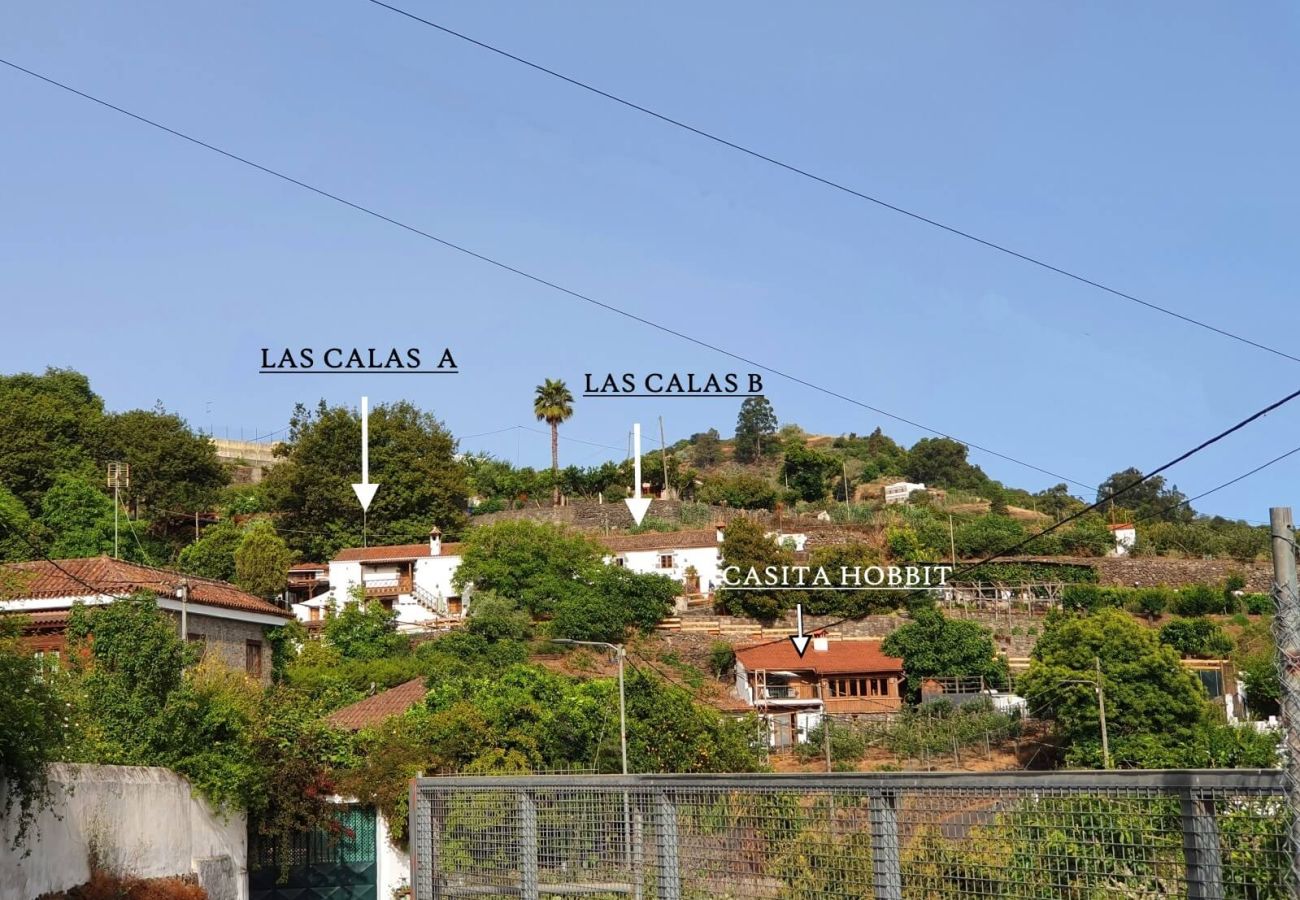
842;460;850;512
1094;656;1111;770
949;515;957;567
819;681;832;773
658;416;670;500
107;462;129;560
1269;506;1300;892
177;578;190;646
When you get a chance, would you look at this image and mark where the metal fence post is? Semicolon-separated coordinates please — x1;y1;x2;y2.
409;781;438;900
1179;790;1224;900
520;791;539;900
1270;506;1300;899
869;789;902;900
656;791;681;900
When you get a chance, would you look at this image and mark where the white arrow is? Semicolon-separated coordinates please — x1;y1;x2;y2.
789;603;811;658
624;422;651;526
351;396;379;512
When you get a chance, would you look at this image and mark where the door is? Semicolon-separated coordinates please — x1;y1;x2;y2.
248;805;378;900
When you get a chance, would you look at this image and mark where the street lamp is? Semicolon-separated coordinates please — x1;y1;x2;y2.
552;639;627;775
1045;657;1111;770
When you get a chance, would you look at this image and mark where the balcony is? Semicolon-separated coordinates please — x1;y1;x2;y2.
362;575;412;598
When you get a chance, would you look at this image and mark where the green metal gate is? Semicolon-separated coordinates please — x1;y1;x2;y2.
249;805;378;900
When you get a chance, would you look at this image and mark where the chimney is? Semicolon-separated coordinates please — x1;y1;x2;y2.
812;636;830;653
429;526;442;556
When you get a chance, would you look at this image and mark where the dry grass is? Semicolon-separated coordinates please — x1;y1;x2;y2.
44;871;207;900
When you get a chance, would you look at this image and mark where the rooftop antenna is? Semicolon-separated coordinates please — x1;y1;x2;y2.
107;462;130;559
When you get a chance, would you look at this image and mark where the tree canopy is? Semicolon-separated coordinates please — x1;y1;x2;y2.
734;396;777;464
262;399;467;560
881;607;1007;700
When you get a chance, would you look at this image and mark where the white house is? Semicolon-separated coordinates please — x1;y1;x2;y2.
1109;522;1137;556
595;527;726;596
884;482;926;504
295;528;465;630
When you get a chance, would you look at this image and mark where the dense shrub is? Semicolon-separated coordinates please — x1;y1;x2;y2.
1158;617;1233;659
1243;593;1273;615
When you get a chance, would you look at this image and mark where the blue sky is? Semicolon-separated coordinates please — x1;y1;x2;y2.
2;1;1298;521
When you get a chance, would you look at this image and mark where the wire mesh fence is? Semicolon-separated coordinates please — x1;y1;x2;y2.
410;770;1289;900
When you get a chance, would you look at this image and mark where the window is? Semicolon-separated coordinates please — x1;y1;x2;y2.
245;640;263;678
33;649;60;682
658;554;674;569
309;606;321;622
614;557;627;568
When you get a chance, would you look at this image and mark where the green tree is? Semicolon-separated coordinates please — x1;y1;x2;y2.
233;522;293;600
1096;467;1194;523
1158;617;1233;659
324;593;408;660
1019;609;1208;767
781;441;838;502
551;567;680;643
262;399;468;560
882;607;1007;700
465;592;532;643
99;407;228;527
66;595;191;763
533;379;574;505
988;484;1009;516
0;616;70;849
733;396;777;464
691;428;723;467
0;484;48;562
178;519;244;582
0;368;104;513
716;516;799;622
38;473;119;559
453;521;602;617
697;473;779;510
904;438;988;489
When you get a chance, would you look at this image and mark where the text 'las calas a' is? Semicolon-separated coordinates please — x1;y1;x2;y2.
584;372;763;395
260;347;458;371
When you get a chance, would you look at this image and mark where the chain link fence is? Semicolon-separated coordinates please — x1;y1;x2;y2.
409;770;1288;899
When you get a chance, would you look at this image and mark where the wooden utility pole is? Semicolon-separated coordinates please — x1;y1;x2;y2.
659;416;670;500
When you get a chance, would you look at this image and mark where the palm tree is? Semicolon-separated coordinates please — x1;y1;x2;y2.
533;378;574;505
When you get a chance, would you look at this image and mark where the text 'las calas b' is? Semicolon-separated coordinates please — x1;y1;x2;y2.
583;372;763;396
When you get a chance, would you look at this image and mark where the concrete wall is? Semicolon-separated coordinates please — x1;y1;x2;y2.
1;764;246;900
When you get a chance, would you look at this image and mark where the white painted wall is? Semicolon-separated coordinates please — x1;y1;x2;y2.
375;812;409;900
613;545;722;593
0;764;246;900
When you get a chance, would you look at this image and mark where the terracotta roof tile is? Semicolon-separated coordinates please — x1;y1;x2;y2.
326;678;428;731
597;529;720;553
333;543;463;562
734;640;903;676
0;556;289;618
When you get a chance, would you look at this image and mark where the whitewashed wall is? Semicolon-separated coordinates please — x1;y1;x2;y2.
0;764;245;900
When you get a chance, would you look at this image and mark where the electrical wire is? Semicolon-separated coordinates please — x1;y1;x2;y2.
0;56;1095;493
1127;443;1300;528
363;0;1300;368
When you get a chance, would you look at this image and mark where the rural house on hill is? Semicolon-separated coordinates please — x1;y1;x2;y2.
734;638;904;747
0;555;290;684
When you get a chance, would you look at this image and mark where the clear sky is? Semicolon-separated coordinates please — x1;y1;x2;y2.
2;1;1298;521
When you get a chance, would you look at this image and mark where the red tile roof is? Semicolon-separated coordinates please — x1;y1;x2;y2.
597;529;720;553
735;639;903;676
326;678;428;731
289;562;327;572
0;556;289;618
333;543;463;562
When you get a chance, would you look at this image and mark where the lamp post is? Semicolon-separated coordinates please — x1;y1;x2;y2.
552;639;627;774
1050;663;1111;770
553;638;634;889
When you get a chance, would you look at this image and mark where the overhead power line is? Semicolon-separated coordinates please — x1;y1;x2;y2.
0;58;1093;493
1129;443;1300;528
363;0;1300;367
